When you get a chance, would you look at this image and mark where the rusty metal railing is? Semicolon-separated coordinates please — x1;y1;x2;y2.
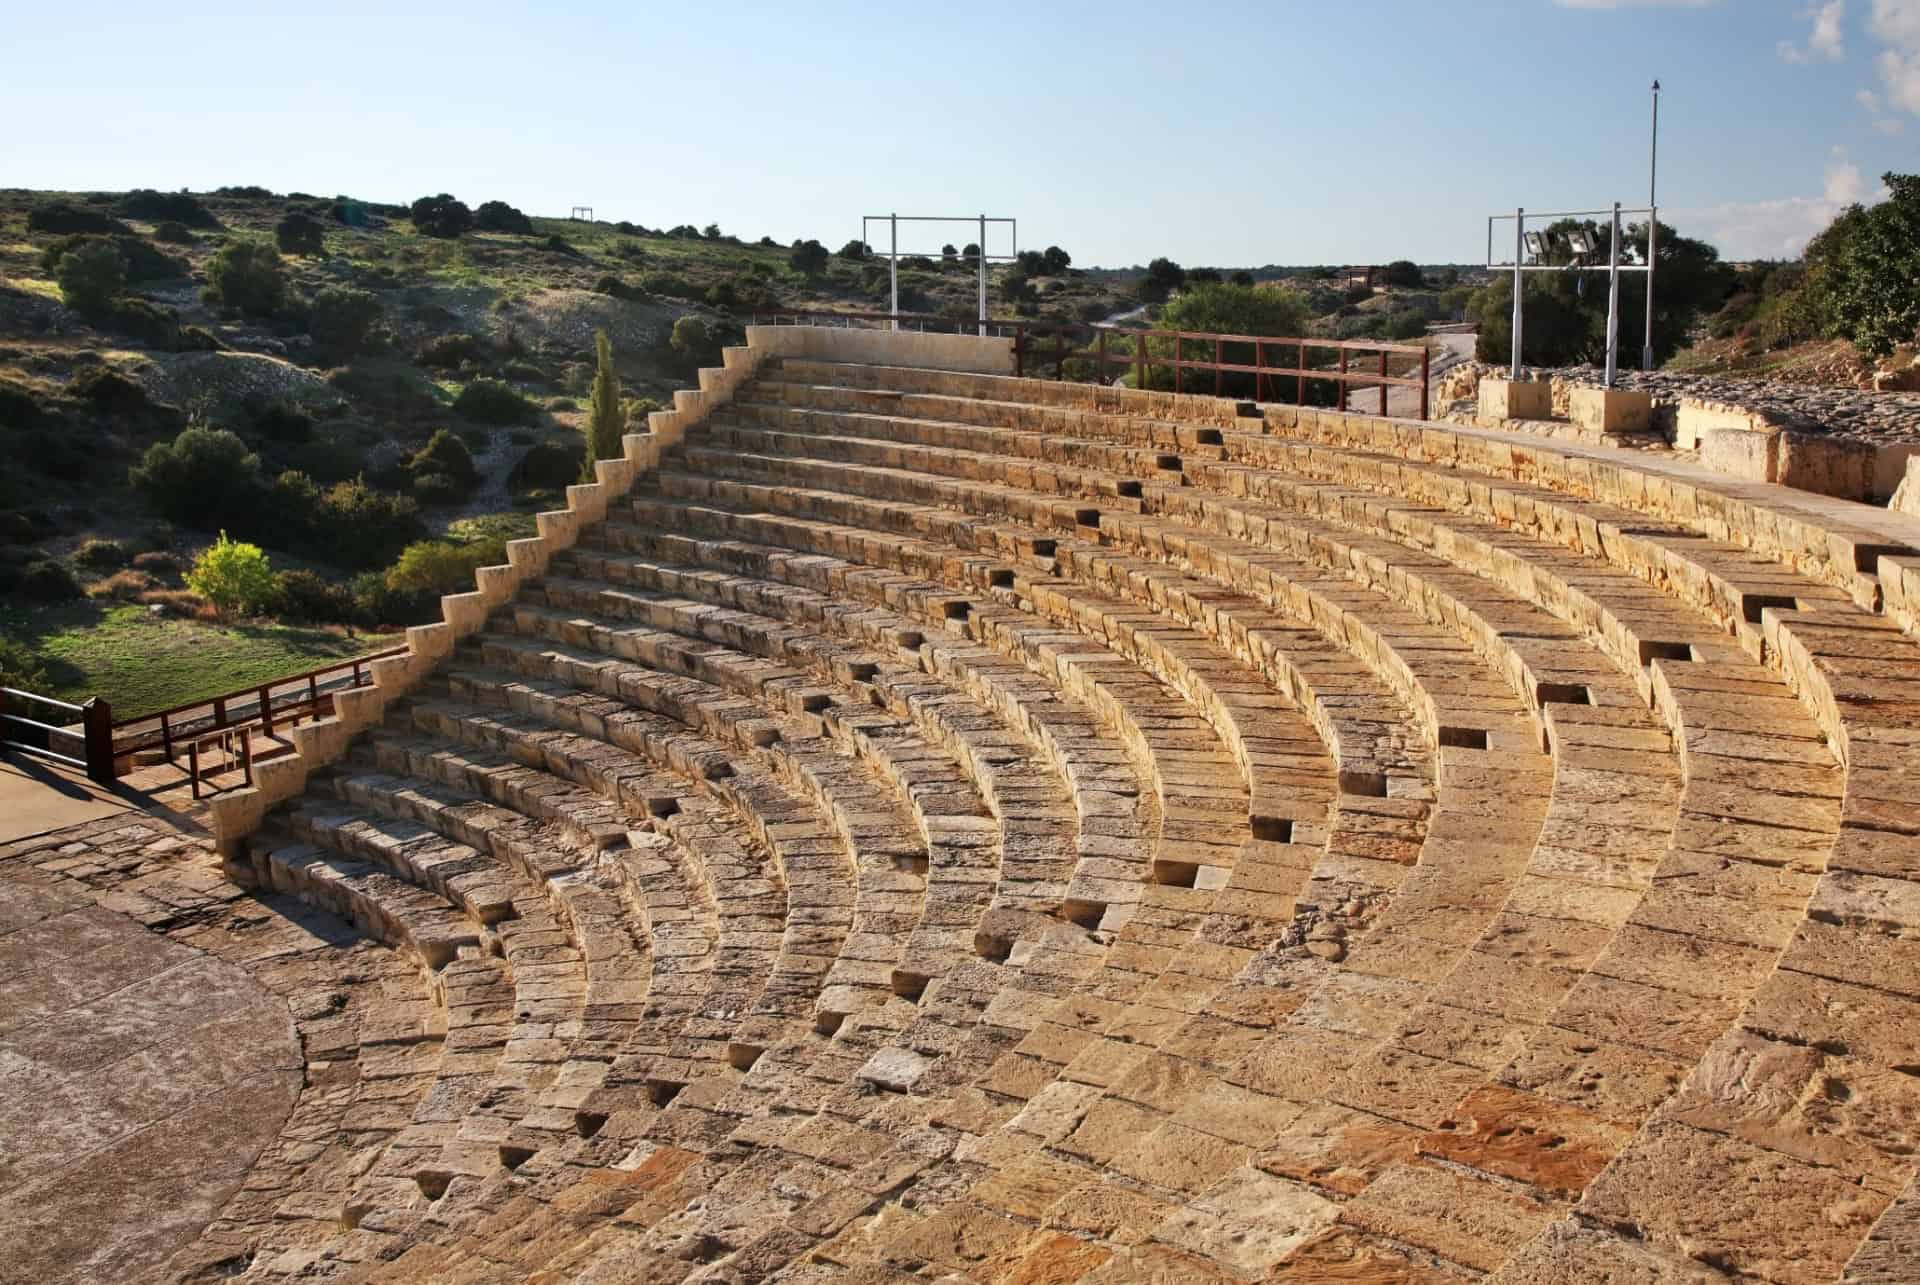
1;689;114;782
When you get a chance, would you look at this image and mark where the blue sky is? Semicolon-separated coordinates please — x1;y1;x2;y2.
6;1;1915;265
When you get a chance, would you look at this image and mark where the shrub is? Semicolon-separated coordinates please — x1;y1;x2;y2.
204;238;287;316
454;378;537;425
41;234;186;284
152;220;196;245
329;360;440;418
385;536;508;595
1042;246;1071;274
542;234;578;256
410;193;473;239
186;531;278;618
309;286;382;361
87;569;158;601
28;203;130;236
275;212;327;256
349;570;434;628
474;200;533;234
213;184;275;199
509;440;583;492
501;360;549;384
72;366;157;419
18;558;82;601
640;271;694;298
838;240;869;261
419;332;484;368
247;398;314;443
310;478;423;568
593;274;645;301
107;297;197;351
274;568;356;623
73;538;128;570
789;239;829;276
286;438;360;484
131;550;181;577
410;472;462;505
0;378;43;429
669;315;718;369
129;426;264;527
407;428;478;488
55;240;127;316
625;396;663;427
0;638;49;692
116;189;218;228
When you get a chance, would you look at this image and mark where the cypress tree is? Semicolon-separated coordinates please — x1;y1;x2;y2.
583;329;623;481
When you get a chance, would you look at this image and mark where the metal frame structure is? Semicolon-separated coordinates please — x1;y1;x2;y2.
569;206;594;222
1486;203;1654;388
861;214;1017;336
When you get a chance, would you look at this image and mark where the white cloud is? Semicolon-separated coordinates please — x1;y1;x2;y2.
1673;148;1885;259
1871;0;1920;112
1779;0;1847;61
1552;0;1717;8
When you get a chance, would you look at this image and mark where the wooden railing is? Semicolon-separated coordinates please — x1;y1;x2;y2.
750;309;1432;419
111;645;409;762
1;689;114;783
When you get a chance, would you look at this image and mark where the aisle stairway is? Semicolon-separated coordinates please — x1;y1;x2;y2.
170;330;1920;1283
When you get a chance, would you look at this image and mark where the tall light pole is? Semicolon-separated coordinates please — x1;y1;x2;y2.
1643;79;1659;371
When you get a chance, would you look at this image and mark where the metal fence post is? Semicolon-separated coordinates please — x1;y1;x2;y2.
1604;202;1622;389
81;696;115;784
1420;344;1431;421
889;213;899;333
1511;206;1525;380
1378;350;1389;416
977;214;988;337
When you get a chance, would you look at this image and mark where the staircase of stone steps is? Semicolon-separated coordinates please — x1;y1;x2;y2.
141;338;1920;1283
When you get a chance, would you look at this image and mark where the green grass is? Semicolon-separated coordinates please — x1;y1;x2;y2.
0;602;402;719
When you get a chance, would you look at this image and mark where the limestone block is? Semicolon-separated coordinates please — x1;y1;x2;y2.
1699;429;1779;483
1881;447;1920;509
1675;400;1769;450
1776;431;1874;501
1568;387;1653;438
1477;378;1551;422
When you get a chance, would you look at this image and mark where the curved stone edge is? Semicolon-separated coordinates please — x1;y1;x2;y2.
207;326;1016;859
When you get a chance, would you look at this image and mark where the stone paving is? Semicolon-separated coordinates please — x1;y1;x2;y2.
11;346;1920;1282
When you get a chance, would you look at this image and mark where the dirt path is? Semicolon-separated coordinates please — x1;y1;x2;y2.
1345;330;1476;418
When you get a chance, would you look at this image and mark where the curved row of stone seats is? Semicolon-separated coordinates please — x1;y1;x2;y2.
724;354;1909;1280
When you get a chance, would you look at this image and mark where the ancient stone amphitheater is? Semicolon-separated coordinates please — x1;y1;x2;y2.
15;324;1920;1283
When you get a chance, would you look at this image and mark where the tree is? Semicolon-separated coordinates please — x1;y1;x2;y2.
203;238;286;316
583;330;623;481
1001;271;1035;306
703;223;723;239
130;426;265;527
941;244;958;265
838;239;870;260
1042;246;1071;274
55;240;127;316
1382;260;1424;288
1145;283;1313;400
789;239;829;276
670;315;717;369
1823;172;1920;357
275;212;327;256
187;531;278;619
474;200;533;234
309;286;382;362
1138;257;1185;304
410;193;473;239
1016;249;1046;276
962;243;981;270
1229;269;1255;286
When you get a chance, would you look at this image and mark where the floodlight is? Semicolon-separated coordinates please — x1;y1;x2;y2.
1565;228;1596;256
1523;231;1547;260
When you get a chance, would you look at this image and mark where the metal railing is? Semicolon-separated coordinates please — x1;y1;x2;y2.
1;689;114;783
188;725;254;799
751;310;1431;419
112;645;409;762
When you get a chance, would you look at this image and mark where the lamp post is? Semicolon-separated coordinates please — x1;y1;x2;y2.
1643;79;1659;371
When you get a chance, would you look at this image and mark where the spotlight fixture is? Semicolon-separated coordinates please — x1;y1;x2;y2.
1523;231;1548;260
1565;228;1596;257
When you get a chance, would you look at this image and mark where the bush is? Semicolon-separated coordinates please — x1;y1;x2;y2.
593;274;645;302
0;378;44;429
419;332;483;369
246;398;314;443
789;239;829;276
454;378;537;425
213;184;275;199
0;638;49;691
501;360;550;385
87;569;159;601
625;396;663;427
385;536;508;595
669;315;716;368
329;360;440;418
349;569;434;628
107;297;198;351
407;428;478;488
131;550;181;577
73;538;128;570
286;438;360;484
309;286;382;361
542;234;578;256
838;240;869;260
275;212;327;256
186;531;278;618
55;240;127;316
117;189;219;228
41;234;185;284
72;366;158;418
640;271;694;298
411;472;463;505
204;238;287;316
28;203;130;236
152;220;196;245
410;193;473;239
274;568;356;623
509;440;583;492
309;478;423;569
18;558;82;601
474;200;533;234
129;427;264;528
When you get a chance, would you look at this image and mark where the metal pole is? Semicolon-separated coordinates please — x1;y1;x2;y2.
1604;202;1622;389
1644;80;1659;370
889;213;899;333
977;214;988;337
1511;207;1525;380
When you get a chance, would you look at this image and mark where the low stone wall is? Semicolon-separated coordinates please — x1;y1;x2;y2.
743;324;1015;374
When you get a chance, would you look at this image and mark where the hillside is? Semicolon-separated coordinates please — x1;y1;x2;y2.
0;187;1135;710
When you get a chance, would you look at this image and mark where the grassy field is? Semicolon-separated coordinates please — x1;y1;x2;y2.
1;602;401;719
